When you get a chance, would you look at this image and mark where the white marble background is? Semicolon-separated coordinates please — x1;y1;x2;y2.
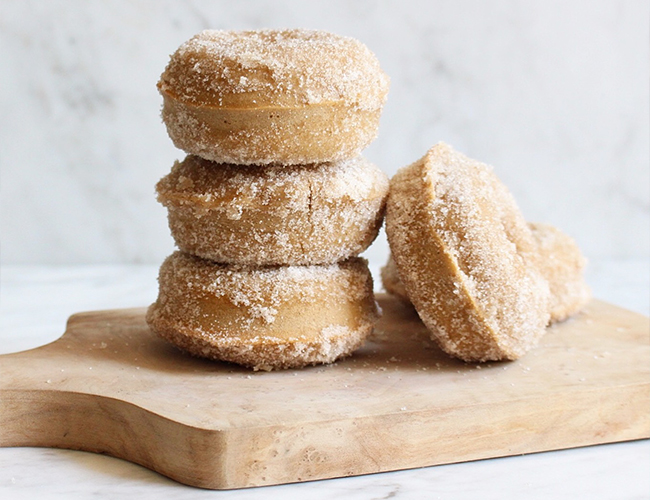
0;0;648;266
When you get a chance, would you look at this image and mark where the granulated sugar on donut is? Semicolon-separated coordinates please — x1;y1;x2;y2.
382;221;590;325
158;29;390;165
146;252;380;371
380;254;410;303
529;222;591;323
386;142;551;362
156;154;389;265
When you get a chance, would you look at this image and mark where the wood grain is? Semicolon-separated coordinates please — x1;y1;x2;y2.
1;295;648;489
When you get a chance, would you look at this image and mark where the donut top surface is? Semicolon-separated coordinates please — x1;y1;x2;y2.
156;154;389;213
158;29;389;110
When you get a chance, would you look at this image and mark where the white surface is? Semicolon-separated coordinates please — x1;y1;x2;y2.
1;0;649;265
0;260;648;499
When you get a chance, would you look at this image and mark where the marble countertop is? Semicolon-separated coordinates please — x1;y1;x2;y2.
0;260;648;499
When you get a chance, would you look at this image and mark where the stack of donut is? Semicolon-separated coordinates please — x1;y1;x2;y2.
146;29;390;371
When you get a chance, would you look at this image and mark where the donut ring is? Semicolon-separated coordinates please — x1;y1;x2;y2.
158;29;390;165
156;155;389;265
529;222;590;323
382;221;590;323
146;252;379;371
385;143;551;362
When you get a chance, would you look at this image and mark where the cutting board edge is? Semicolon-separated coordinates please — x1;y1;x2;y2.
2;377;648;490
214;380;650;488
0;388;232;488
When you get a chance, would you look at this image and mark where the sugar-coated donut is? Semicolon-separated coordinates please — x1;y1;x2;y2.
380;254;410;303
382;221;590;324
146;252;379;371
529;222;590;323
158;29;390;165
385;143;551;362
156;154;389;265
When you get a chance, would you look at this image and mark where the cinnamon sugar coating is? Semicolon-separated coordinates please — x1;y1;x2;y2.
158;29;390;165
529;222;591;323
156;155;389;265
385;143;551;362
380;254;410;303
146;252;379;371
382;221;590;324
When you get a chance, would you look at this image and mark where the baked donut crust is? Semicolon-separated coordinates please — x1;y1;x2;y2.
156;155;389;265
385;143;551;362
146;252;379;371
158;29;390;165
529;222;590;323
380;254;410;303
382;221;590;323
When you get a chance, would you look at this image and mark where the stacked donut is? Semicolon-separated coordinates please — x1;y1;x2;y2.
146;29;390;371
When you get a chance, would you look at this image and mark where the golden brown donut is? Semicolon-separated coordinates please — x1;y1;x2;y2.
382;222;591;324
146;252;379;371
385;143;551;362
158;29;390;165
529;222;591;323
156;154;389;265
380;254;410;303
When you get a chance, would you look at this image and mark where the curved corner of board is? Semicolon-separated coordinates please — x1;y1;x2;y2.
0;388;231;489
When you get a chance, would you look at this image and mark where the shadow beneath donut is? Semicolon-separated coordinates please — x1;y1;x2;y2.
332;294;511;376
65;296;509;378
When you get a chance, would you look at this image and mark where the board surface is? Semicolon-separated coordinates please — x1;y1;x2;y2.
1;295;648;489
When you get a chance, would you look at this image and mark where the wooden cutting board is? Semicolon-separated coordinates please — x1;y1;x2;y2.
1;295;648;489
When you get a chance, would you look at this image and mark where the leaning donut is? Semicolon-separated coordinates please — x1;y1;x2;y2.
382;222;590;324
156;154;389;265
380;254;410;303
385;143;551;362
529;222;590;323
146;252;379;371
158;29;390;165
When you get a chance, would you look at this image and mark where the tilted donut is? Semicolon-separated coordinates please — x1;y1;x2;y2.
146;252;379;371
382;221;590;324
156;155;389;265
528;222;590;323
385;143;551;362
380;254;410;303
158;29;390;165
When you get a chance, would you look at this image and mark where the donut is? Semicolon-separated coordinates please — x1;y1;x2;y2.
146;252;379;371
385;143;551;362
529;222;590;323
157;29;390;165
382;222;590;324
156;154;389;265
380;254;410;303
